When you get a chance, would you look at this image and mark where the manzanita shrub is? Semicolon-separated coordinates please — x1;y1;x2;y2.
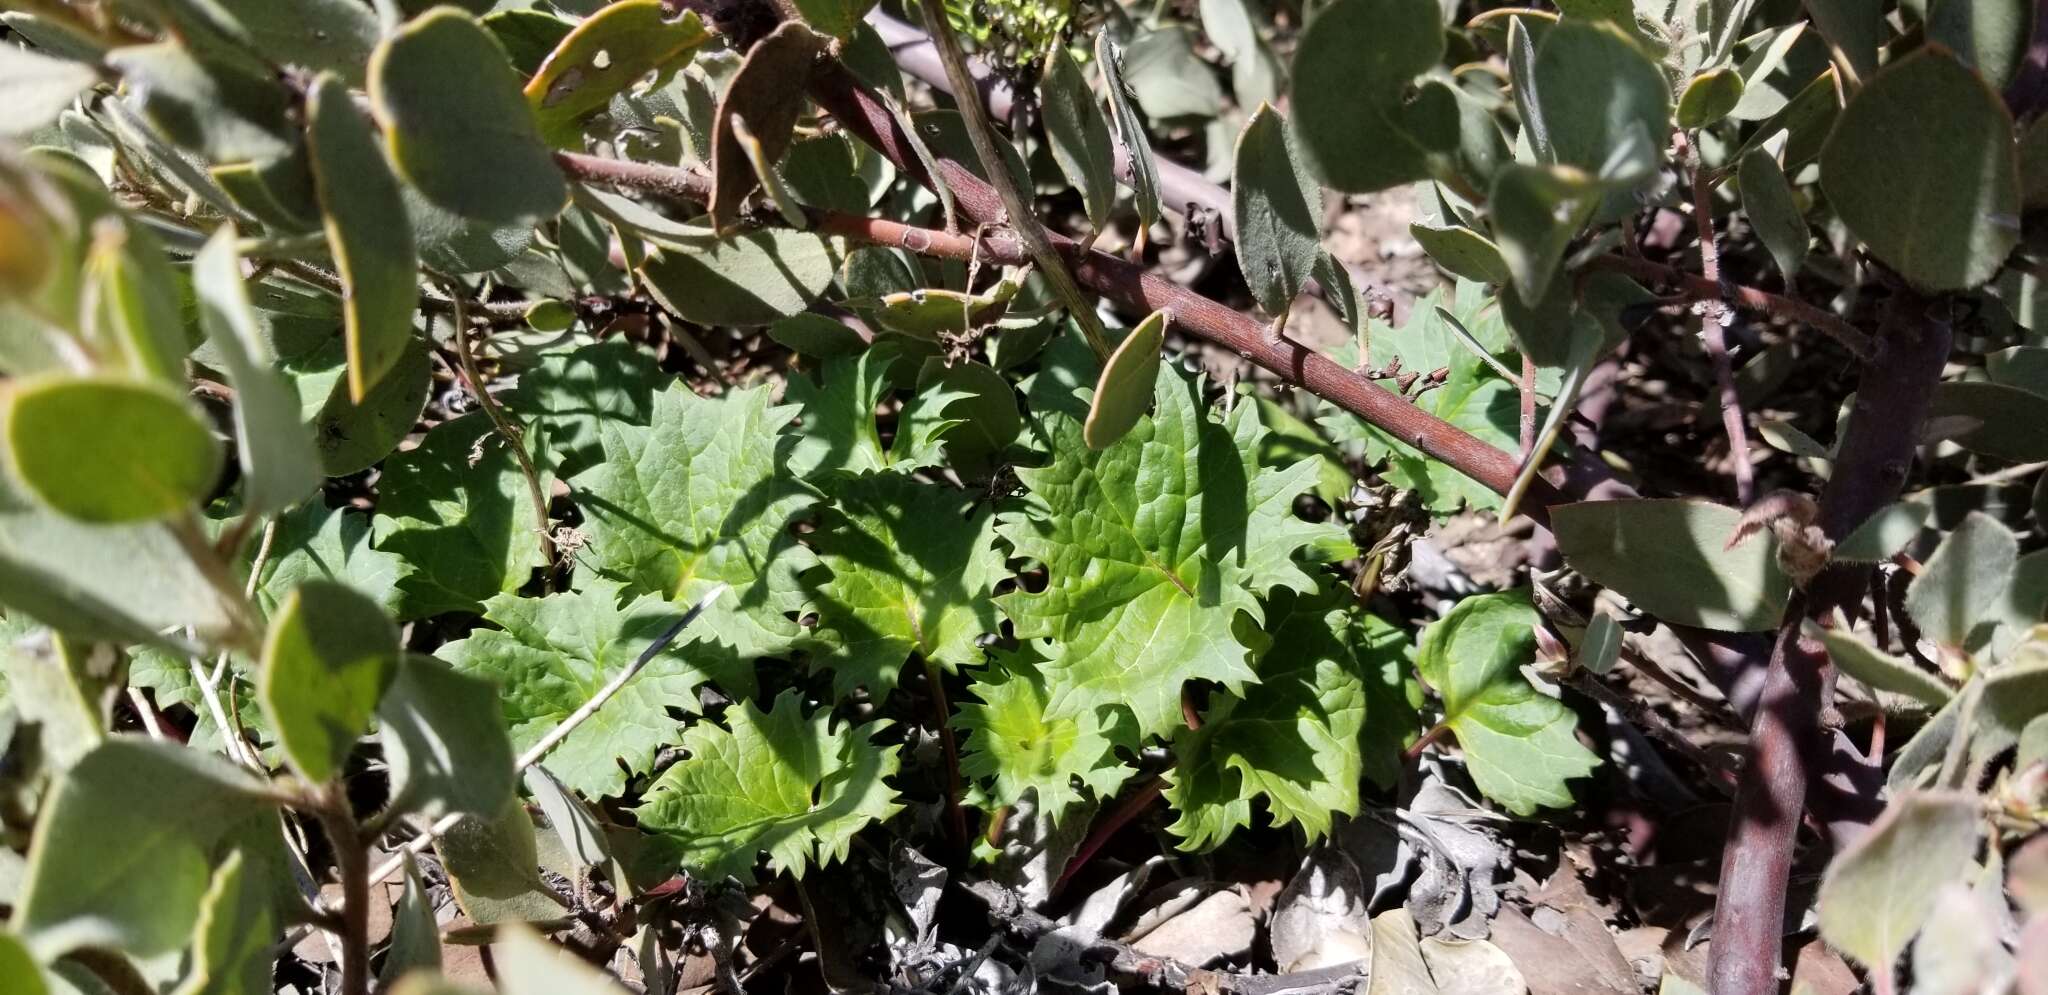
0;0;2045;992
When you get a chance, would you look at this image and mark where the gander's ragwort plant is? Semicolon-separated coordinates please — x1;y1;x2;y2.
0;0;2046;993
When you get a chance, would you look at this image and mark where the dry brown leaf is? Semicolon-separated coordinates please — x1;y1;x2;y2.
1489;906;1635;995
708;22;826;232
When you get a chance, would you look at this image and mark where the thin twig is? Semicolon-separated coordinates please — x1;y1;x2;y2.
441;280;560;578
1621;644;1743;729
790;877;838;993
1566;672;1736;790
275;258;533;321
913;0;1111;360
1585;254;1874;360
316;787;372;995
1686;138;1755;505
127;688;167;739
1519;354;1537;459
245;518;279;598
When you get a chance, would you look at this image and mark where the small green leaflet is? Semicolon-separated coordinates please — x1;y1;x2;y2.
634;690;902;882
523;1;710;147
1083;309;1168;450
1676;66;1744;129
806;473;1004;696
999;363;1348;741
956;648;1130;826
442;581;751;799
1;374;221;524
572;383;818;658
1415;589;1598;816
372;412;555;619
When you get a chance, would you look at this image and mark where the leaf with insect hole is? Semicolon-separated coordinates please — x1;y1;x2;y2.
524;0;709;147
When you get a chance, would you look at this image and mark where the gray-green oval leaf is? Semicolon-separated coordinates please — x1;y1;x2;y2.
306;73;418;403
1737;149;1809;280
1290;0;1449;194
1553;498;1792;632
2;374;221;524
637;229;835;327
370;7;568;224
1676;66;1744;129
1232;103;1324;319
1805;622;1952;707
1819;47;2019;291
1817;791;1983;973
194;227;322;516
1042;42;1116;236
259;579;400;784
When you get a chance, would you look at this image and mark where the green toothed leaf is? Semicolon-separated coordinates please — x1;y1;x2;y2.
999;363;1348;742
805;473;1004;696
572;384;817;657
633;690;902;882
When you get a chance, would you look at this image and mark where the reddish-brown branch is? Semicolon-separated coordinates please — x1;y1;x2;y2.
1706;293;1951;995
924;659;970;850
1685;143;1756;506
1053;777;1165;897
556;145;1549;518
